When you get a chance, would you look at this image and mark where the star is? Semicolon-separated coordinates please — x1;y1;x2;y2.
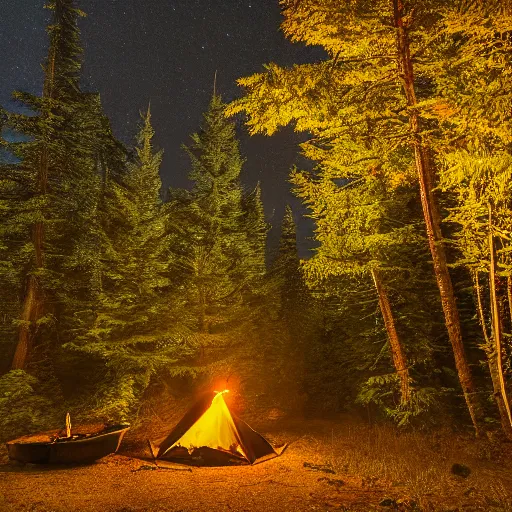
0;0;323;254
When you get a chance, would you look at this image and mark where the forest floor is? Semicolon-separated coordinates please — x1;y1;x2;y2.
1;415;512;512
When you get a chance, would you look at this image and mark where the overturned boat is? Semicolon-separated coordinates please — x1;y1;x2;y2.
6;415;130;464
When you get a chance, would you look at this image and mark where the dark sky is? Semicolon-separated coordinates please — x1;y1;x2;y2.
1;0;323;255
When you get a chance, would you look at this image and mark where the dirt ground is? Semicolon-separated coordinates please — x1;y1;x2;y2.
1;417;512;512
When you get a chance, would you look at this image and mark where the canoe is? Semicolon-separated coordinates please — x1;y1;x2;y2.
6;424;130;464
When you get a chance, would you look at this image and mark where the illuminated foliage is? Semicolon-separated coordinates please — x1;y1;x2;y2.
228;0;509;427
0;0;119;370
65;109;193;421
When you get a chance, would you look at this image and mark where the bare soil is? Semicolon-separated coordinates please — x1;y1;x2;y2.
1;417;512;512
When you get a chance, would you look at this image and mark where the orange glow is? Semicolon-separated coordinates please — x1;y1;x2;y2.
212;374;241;396
170;391;247;459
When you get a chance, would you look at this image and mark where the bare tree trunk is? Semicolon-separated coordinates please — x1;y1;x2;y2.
11;46;55;370
473;270;512;439
507;276;512;327
12;276;42;370
371;268;411;405
488;205;512;430
474;271;490;347
392;0;482;432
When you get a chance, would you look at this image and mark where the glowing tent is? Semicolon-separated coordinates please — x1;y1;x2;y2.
153;390;284;465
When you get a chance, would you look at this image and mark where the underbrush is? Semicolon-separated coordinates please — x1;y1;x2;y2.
320;421;512;510
0;370;56;443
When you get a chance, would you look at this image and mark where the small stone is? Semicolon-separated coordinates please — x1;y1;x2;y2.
451;463;471;478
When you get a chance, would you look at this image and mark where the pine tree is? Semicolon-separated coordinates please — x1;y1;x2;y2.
439;152;512;437
180;94;253;356
67;108;190;420
256;206;319;412
432;2;512;436
292;167;446;418
242;182;268;279
0;0;109;371
272;206;304;314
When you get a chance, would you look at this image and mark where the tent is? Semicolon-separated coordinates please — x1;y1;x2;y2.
152;390;285;465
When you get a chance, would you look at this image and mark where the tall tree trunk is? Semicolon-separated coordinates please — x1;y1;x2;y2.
488;205;512;430
507;276;512;327
473;270;512;439
11;46;55;370
392;0;482;432
371;268;411;405
12;275;43;370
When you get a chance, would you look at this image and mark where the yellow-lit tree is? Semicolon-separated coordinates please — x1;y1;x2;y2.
434;1;512;437
227;0;484;430
293;173;416;407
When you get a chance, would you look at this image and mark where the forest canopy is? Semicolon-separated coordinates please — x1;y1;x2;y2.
2;0;512;443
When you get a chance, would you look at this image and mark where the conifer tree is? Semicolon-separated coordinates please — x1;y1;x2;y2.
0;0;109;371
432;2;512;435
293;175;417;407
439;152;512;437
227;0;484;431
258;205;319;412
242;182;268;279
67;108;189;420
272;206;304;313
180;94;253;355
88;106;169;342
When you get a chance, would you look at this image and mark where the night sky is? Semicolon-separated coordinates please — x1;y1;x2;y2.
1;0;323;255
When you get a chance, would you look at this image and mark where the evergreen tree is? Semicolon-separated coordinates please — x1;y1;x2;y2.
439;152;512;437
0;0;111;372
180;94;254;364
242;182;268;279
254;206;319;413
0;0;126;437
227;0;484;431
293;168;445;422
67;108;191;420
272;206;304;314
294;176;413;406
432;2;512;436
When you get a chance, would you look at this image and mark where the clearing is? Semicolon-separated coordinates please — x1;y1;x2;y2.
1;417;512;511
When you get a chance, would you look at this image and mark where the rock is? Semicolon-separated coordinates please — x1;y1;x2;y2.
379;498;396;507
451;463;471;478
